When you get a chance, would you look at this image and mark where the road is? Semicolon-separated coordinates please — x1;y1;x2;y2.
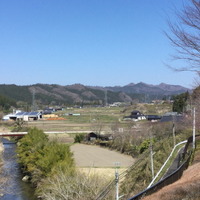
0;131;91;137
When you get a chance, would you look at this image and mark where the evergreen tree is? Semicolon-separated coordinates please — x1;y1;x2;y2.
172;92;189;113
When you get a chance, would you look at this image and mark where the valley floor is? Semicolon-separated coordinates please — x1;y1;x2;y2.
70;143;134;167
70;143;135;180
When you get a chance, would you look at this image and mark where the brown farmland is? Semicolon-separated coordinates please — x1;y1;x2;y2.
70;143;135;168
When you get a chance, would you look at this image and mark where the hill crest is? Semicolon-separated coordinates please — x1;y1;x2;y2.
0;82;190;105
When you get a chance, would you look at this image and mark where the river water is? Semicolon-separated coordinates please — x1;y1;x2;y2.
0;139;37;200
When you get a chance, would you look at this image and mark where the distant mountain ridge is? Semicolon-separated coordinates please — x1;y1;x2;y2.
0;82;190;106
101;82;190;95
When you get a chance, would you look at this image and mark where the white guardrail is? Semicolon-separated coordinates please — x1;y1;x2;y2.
147;140;187;188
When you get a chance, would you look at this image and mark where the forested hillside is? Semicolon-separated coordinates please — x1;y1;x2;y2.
0;94;16;112
0;83;189;107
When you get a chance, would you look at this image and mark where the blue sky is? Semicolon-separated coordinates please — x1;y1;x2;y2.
0;0;196;88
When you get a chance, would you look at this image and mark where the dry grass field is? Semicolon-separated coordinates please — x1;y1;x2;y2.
80;168;127;181
70;143;135;180
0;126;10;133
26;106;123;132
27;120;95;132
70;144;135;168
48;133;74;143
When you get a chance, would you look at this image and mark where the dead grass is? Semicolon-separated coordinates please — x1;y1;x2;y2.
0;143;3;153
70;143;135;168
0;126;10;133
79;168;126;181
27;120;97;132
48;133;74;143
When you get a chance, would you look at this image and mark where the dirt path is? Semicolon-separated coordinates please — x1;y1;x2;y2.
70;144;135;168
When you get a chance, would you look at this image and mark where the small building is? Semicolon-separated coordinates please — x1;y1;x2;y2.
163;112;178;116
124;110;146;121
43;110;52;115
16;112;42;121
146;115;162;122
2;113;17;121
55;107;63;111
87;132;113;141
43;108;56;114
87;132;98;141
65;113;81;116
3;111;42;121
131;110;142;116
160;115;184;123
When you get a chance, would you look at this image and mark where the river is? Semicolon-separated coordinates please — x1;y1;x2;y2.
0;139;37;200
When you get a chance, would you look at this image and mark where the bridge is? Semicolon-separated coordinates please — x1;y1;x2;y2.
0;132;28;137
0;130;90;137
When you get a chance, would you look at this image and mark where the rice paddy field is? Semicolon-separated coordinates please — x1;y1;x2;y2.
27;106;127;132
26;103;171;132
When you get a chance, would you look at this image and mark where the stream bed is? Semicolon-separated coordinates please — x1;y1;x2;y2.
0;139;37;200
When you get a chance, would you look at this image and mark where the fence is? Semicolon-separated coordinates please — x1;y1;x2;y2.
128;135;198;200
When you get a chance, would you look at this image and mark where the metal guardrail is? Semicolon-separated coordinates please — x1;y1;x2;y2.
128;135;197;200
128;152;191;200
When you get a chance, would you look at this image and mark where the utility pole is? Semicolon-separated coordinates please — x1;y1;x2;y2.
172;123;176;147
172;115;176;147
150;136;154;180
115;162;120;200
104;90;108;107
193;107;196;149
32;88;37;111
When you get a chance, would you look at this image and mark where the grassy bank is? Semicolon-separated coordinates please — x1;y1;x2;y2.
120;128;193;199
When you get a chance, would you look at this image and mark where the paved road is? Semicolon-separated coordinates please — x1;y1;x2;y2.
0;131;91;136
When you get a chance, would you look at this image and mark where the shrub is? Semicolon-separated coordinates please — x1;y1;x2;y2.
17;127;75;185
12;119;29;132
74;133;85;143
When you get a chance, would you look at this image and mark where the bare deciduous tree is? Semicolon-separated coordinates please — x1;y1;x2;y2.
166;0;200;73
90;114;104;136
38;169;113;200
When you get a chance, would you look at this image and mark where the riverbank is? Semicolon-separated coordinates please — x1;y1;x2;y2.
0;141;5;197
0;142;4;152
0;140;4;169
0;139;37;200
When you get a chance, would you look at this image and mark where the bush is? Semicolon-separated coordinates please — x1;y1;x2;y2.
17;127;75;185
74;133;85;143
12;119;28;132
138;139;153;154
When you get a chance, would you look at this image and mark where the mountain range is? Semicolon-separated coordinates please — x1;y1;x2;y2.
0;82;190;106
95;82;189;96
